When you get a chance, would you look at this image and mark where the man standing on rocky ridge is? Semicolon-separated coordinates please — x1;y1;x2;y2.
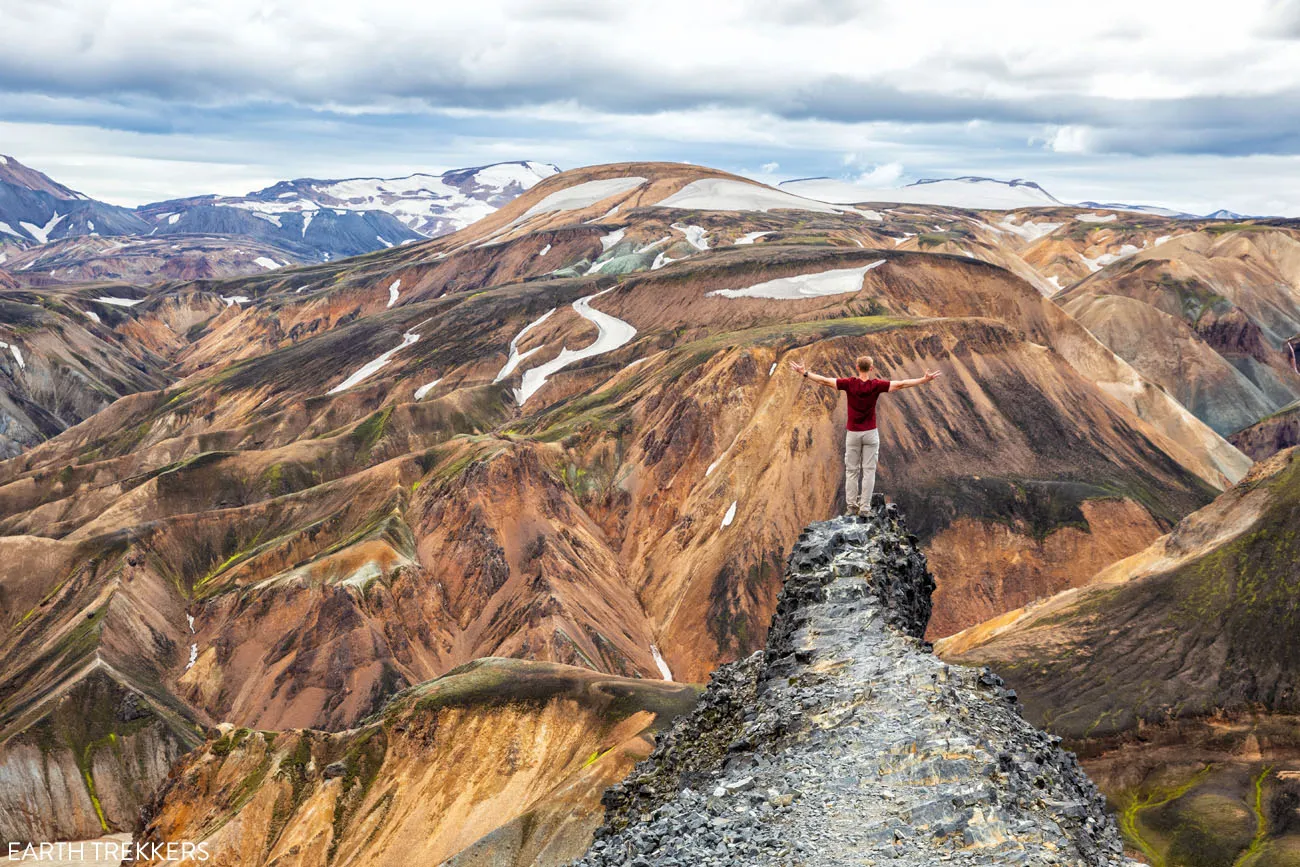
789;355;941;516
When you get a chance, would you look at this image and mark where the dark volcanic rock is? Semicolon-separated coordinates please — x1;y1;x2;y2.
574;498;1134;866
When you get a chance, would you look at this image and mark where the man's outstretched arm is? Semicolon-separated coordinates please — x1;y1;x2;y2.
888;369;942;391
788;360;838;389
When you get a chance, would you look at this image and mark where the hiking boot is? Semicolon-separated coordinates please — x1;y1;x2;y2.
845;505;860;517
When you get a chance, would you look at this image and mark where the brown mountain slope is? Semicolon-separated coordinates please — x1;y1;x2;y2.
1059;225;1300;435
938;446;1300;735
0;162;1252;842
0;285;176;458
938;447;1300;864
1;236;305;284
130;658;697;867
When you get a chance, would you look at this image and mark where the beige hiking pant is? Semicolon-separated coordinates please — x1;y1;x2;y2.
844;429;880;510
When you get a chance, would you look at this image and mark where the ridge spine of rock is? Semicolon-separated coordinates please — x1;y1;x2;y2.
573;497;1135;866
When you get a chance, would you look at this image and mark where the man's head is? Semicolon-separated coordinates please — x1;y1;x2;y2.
855;355;874;374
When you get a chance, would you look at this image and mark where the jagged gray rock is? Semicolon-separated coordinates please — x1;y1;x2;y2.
574;498;1138;866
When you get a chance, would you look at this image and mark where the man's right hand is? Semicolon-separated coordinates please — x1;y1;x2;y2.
789;360;807;376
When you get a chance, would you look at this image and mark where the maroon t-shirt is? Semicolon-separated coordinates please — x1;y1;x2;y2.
836;377;891;431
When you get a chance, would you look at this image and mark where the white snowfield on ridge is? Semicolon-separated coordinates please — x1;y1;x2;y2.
709;260;887;300
779;175;1200;216
511;174;884;224
781;176;1064;210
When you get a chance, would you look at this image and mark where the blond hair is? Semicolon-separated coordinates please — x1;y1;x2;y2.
855;355;874;373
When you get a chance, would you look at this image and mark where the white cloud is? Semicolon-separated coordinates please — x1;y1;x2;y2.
761;161;780;173
854;162;905;186
1045;125;1094;154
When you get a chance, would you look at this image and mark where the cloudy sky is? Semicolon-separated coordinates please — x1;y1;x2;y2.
4;0;1300;214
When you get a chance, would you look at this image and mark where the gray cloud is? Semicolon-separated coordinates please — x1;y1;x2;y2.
1259;0;1300;36
0;0;1294;160
2;0;1300;214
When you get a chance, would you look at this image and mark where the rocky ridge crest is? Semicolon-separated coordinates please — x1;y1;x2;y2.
574;499;1135;866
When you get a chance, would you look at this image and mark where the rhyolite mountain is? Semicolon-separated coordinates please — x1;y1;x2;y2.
0;161;1252;848
127;506;1138;867
939;446;1300;865
1;160;1290;864
1057;225;1300;435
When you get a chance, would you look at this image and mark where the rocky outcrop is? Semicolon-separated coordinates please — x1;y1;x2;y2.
0;670;200;844
575;500;1132;866
1231;400;1300;460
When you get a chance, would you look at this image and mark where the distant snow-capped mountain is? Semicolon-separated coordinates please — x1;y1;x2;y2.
257;161;562;237
1204;208;1250;220
0;157;560;265
780;175;1236;219
1076;200;1190;218
0;154;149;245
136;161;561;260
145;160;560;235
780;176;1064;210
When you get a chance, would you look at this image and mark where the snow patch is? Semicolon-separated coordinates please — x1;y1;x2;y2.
0;341;25;369
513;290;637;405
414;378;442;400
520;177;646;220
671;223;709;251
997;217;1062;242
185;644;198;672
1076;213;1118;223
221;295;250;307
376;235;393;248
328;331;420;394
734;231;772;245
721;501;737;528
599;227;626;252
638;236;671;254
1080;244;1141;272
651;251;681;271
769;362;777;375
650;645;674;681
657;178;842;214
709;261;886;300
82;308;101;324
495;308;557;383
20;212;66;244
537;243;551;257
254;257;281;270
94;296;143;307
387;279;401;307
0;221;23;238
